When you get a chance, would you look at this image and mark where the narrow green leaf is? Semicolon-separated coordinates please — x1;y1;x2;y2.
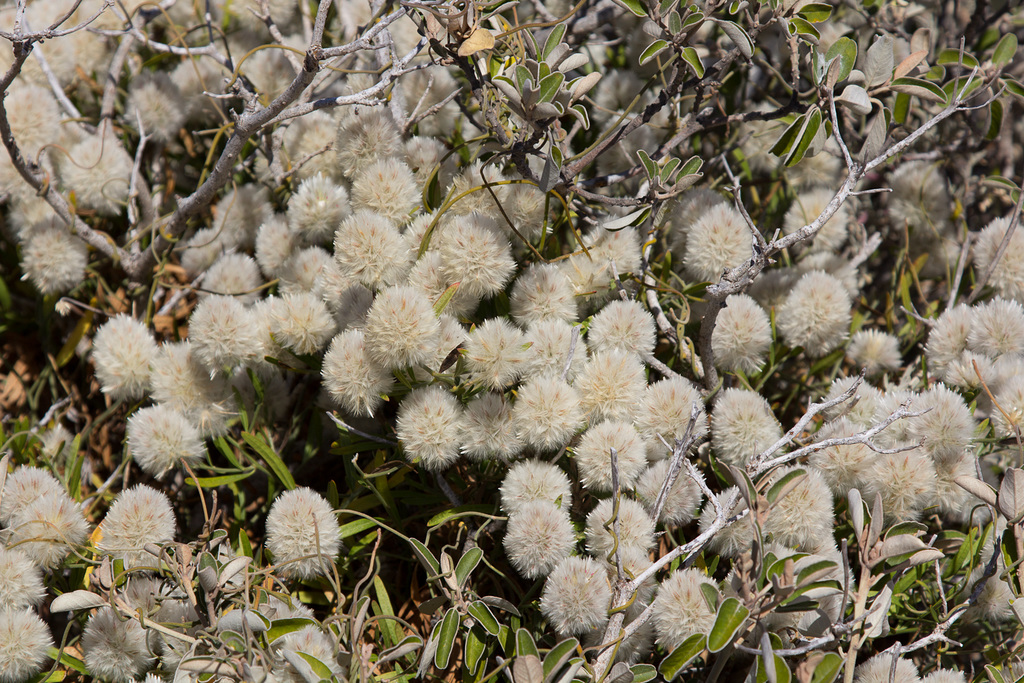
785;106;821;167
242;431;295;490
185;470;256;487
339;517;379;540
516;627;540;658
468;601;500;635
427;504;496;528
890;77;948;104
409;538;441;574
639;40;670;66
297;652;335;680
48;649;88;675
543;638;579;679
680;46;705;77
993;33;1018;67
433;282;460;316
810;652;843;683
796;2;831;21
766;468;806;504
636;149;658;179
658;633;706;680
986;99;1004;140
893;92;910;124
769;114;805;157
542;24;567;61
717;20;753;58
454;548;483;587
434;607;460;669
465;626;487;674
707;597;750;653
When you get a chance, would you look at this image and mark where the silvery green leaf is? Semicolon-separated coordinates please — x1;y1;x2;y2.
570;72;601;101
558;53;589;73
998;467;1024;522
863;583;892;638
836;84;872;115
864;34;894;88
50;590;106;612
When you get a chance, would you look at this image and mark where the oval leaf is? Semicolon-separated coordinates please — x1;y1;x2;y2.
993;33;1018;67
864;35;894;88
639;40;670;66
659;633;706;680
680;46;705;78
434;607;460;670
467;601;500;635
825;37;857;87
631;664;658;683
455;547;484;587
50;590;106;612
543;638;580;679
717;20;753;58
707;597;750;653
890;77;948;104
810;652;843;683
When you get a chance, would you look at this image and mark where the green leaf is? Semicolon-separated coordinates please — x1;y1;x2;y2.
409;538;441;574
810;652;843;683
639;40;670;66
717;20;753;58
466;602;497;634
543;638;579;679
658;633;706;680
516;627;540;658
538;72;565;103
339;517;379;540
766;468;806;503
455;547;484;587
616;0;647;17
434;607;460;669
789;17;819;40
48;649;87;675
680;46;704;77
936;48;980;68
636;149;658;179
893;91;910;124
374;576;403;647
784;106;822;167
796;2;831;21
631;664;658;683
297;652;335;680
825;37;857;86
433;282;460;316
267;617;318;643
707;597;750;653
681;10;704;30
987;99;1004;140
993;33;1018;67
542;24;567;61
185;470;256;487
465;627;487;674
769;115;805;158
890;77;948;104
667;10;682;34
427;504;496;528
1003;77;1024;101
242;431;295;490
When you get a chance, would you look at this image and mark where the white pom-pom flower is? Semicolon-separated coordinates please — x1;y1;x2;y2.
92;314;158;400
266;487;341;579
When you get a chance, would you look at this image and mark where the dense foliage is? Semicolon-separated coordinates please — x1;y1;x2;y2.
2;0;1024;682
